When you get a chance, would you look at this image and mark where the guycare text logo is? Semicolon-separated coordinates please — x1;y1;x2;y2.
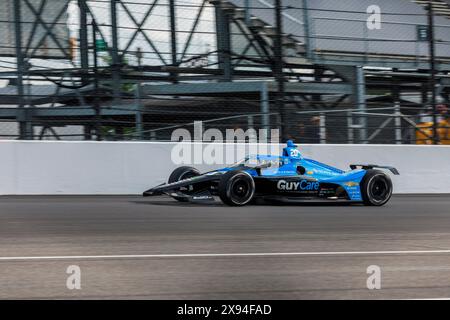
277;179;319;191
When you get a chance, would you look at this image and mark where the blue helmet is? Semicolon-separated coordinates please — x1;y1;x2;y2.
286;140;297;148
283;140;302;159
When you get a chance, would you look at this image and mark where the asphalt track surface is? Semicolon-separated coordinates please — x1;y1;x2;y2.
1;195;450;300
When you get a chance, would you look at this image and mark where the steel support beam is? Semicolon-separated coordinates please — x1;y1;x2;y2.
260;82;270;132
391;71;402;144
313;52;450;70
428;2;439;144
142;81;353;96
274;0;287;141
244;0;251;25
302;0;313;60
0;107;134;120
78;0;89;84
215;1;232;81
134;83;143;140
92;19;102;141
14;0;32;139
169;0;178;82
355;66;367;143
110;0;121;103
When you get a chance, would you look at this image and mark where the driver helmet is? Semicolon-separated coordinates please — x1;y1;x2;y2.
283;140;302;159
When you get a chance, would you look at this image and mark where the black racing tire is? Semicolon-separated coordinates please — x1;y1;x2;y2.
168;166;201;202
360;169;393;206
218;170;255;206
168;166;200;184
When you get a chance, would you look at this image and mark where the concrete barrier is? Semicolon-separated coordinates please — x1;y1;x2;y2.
0;140;449;195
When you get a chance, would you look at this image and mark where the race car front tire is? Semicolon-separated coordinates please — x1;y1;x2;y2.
360;169;393;206
218;171;255;206
168;166;201;202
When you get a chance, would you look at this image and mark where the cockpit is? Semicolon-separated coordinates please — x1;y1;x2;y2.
231;155;286;169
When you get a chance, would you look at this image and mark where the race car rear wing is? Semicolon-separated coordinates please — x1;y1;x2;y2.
349;164;400;175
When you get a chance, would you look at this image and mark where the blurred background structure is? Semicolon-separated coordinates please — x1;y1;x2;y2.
0;0;449;144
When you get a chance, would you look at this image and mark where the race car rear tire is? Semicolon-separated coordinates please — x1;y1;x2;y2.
168;166;201;202
360;169;393;206
218;171;255;206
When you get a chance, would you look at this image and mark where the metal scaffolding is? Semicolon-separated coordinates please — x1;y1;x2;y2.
0;0;449;143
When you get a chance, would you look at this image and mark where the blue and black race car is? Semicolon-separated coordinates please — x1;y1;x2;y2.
144;141;399;206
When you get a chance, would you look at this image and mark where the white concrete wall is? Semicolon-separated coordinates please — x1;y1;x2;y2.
0;140;449;195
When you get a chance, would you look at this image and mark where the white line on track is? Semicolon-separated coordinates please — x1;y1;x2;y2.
2;249;450;261
409;298;450;300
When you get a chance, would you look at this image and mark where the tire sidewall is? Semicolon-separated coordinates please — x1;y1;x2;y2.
168;166;200;202
219;171;255;206
361;169;393;206
168;166;200;184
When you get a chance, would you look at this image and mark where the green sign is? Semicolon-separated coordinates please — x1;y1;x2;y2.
95;39;108;52
417;25;429;41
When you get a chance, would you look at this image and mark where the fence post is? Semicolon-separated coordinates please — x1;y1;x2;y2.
302;0;313;60
260;83;270;136
110;0;121;104
347;111;354;144
14;0;32;140
428;2;438;144
274;0;288;141
355;66;367;143
395;102;402;144
244;0;251;25
319;112;326;144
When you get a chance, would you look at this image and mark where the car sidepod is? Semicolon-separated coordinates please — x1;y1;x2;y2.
321;169;367;202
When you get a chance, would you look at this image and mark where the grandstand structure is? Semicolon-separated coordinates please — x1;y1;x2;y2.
0;0;449;143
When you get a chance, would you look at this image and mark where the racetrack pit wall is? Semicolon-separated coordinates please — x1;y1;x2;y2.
0;141;448;195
